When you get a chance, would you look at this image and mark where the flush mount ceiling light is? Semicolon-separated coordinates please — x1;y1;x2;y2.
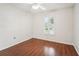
32;3;46;10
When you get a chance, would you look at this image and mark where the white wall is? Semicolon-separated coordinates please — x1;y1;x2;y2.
73;4;79;55
0;4;32;50
33;7;73;45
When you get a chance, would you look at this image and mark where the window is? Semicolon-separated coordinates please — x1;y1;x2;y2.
44;16;55;35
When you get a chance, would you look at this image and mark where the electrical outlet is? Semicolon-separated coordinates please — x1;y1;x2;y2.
13;37;16;39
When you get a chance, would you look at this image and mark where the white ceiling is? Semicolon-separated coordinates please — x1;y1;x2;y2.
11;3;74;13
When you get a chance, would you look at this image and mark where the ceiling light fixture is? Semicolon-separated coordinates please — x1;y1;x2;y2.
32;3;46;10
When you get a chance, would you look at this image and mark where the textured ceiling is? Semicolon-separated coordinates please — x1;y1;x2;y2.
11;3;74;13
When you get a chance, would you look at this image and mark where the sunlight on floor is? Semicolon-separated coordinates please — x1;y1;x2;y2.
44;46;55;56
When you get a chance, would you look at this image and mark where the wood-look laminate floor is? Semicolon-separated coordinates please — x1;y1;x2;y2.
0;38;78;56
